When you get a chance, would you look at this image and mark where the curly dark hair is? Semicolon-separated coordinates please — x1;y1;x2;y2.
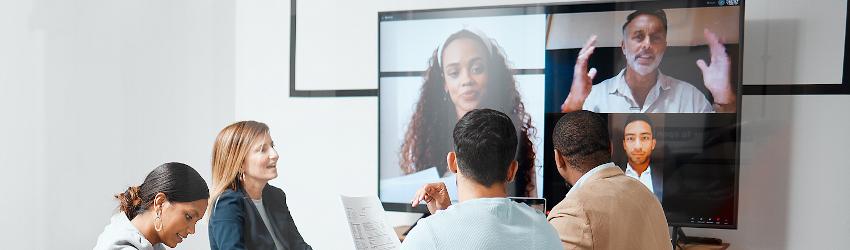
399;29;538;197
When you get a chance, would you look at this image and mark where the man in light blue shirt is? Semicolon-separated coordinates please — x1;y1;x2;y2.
402;109;561;250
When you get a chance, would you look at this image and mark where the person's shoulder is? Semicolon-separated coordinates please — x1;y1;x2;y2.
580;174;658;209
217;188;244;202
560;175;633;207
211;189;245;218
400;215;437;249
508;202;558;233
581;174;634;194
661;73;703;94
93;238;147;250
591;76;617;93
546;195;589;238
586;75;619;103
94;216;152;250
412;202;476;229
658;73;713;112
505;200;546;219
262;184;287;201
549;194;584;216
583;78;615;110
423;206;462;223
264;184;284;194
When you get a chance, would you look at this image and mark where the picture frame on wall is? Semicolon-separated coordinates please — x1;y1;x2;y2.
289;0;378;97
741;0;850;95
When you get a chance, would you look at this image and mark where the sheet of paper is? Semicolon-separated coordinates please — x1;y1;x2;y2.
381;167;436;202
379;166;459;203
340;195;401;250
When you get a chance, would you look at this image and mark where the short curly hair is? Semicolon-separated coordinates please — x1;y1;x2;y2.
552;111;611;173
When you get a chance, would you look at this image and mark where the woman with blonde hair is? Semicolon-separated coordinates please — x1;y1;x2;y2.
208;121;312;250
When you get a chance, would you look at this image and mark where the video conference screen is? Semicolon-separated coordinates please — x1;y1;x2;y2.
379;0;741;229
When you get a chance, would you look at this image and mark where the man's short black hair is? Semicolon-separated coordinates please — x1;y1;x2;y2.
622;8;668;34
452;108;518;187
624;113;655;135
552;111;611;173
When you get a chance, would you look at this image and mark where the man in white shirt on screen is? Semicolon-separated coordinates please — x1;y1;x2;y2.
560;8;737;113
622;114;663;200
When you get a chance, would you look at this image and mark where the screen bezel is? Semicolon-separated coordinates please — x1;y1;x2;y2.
377;0;742;230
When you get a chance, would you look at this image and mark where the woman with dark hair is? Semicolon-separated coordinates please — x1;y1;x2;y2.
208;121;312;250
400;29;539;197
94;162;210;250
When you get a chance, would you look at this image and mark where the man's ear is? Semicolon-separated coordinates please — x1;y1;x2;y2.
554;149;565;170
621;40;626;54
447;151;459;174
505;160;519;183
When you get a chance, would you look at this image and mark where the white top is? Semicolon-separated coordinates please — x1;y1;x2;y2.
94;212;165;250
625;163;655;193
583;69;714;113
252;199;285;250
401;198;561;250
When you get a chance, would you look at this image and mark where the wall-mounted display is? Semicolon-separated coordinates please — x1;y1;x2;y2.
378;0;743;230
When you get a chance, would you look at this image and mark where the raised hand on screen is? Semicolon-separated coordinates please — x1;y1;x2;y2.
696;28;736;112
411;182;452;214
561;35;599;113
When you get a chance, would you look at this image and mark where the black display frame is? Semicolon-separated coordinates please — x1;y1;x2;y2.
377;0;743;231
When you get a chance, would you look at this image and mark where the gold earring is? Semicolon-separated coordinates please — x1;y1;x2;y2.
154;208;163;232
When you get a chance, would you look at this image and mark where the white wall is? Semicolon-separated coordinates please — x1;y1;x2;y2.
686;95;850;249
0;1;47;249
2;0;848;249
0;0;235;249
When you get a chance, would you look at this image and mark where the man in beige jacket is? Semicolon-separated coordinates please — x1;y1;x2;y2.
548;111;670;250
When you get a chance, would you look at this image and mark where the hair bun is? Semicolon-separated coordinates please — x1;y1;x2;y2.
115;186;143;219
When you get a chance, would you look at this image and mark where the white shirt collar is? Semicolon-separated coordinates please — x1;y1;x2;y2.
568;162;617;194
608;69;672;95
625;163;652;177
624;163;655;193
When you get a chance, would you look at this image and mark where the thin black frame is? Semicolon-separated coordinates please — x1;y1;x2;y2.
289;0;377;97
